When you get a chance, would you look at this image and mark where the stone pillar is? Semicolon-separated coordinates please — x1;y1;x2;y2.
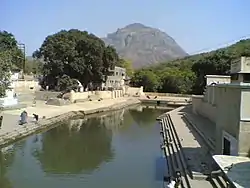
69;90;75;103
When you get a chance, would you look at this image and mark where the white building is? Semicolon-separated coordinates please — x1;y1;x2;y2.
192;56;250;156
102;66;126;90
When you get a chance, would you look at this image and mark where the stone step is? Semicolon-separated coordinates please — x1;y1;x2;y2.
210;176;228;188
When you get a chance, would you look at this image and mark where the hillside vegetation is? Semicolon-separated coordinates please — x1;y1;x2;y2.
130;39;250;94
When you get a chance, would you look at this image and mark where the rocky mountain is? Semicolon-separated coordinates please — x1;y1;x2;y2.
102;23;188;68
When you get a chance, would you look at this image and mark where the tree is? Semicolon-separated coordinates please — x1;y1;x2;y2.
24;58;43;75
191;50;232;94
159;68;195;94
34;29;119;91
0;31;24;70
130;70;159;92
131;38;250;95
0;51;12;97
117;59;134;77
56;74;79;92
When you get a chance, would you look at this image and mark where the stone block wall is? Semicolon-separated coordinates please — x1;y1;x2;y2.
69;90;124;103
35;91;61;101
12;80;40;91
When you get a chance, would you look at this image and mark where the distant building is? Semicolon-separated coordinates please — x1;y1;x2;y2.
102;66;127;90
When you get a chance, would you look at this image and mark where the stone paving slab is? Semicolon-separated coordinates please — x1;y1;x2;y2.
183;105;216;144
168;106;214;177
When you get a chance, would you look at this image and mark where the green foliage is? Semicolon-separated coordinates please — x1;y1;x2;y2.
56;74;79;92
130;69;159;92
159;68;195;94
0;31;24;70
131;39;250;94
117;59;134;77
0;31;25;96
24;58;43;75
34;29;119;91
0;51;11;97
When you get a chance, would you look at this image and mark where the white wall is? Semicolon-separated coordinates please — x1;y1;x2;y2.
192;83;250;156
192;95;217;123
12;80;39;89
69;90;124;103
125;86;144;96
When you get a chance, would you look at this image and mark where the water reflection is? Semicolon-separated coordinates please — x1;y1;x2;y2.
0;106;168;188
130;106;162;126
0;145;15;188
33;117;114;174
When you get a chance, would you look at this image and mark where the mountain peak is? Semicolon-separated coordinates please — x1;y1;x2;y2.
102;23;187;68
124;23;147;29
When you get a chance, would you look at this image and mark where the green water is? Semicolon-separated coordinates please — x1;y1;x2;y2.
0;106;168;188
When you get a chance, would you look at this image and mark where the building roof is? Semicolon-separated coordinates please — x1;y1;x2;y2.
213;155;250;188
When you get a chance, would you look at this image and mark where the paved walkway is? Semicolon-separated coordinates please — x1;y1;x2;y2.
168;106;214;177
183;105;216;144
0;97;135;136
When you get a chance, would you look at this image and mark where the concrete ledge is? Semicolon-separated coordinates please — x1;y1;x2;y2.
0;98;141;147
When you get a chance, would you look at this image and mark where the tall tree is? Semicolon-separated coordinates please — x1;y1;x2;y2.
34;29;119;91
117;59;134;77
130;70;159;92
0;51;12;97
0;31;24;70
24;58;44;75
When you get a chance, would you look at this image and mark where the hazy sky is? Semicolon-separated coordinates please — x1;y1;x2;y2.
1;0;250;55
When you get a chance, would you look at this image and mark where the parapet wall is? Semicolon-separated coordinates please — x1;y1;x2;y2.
69;90;124;103
125;86;144;96
12;80;39;90
192;95;216;123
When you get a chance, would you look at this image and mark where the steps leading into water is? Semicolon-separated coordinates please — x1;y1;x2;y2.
159;115;192;188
